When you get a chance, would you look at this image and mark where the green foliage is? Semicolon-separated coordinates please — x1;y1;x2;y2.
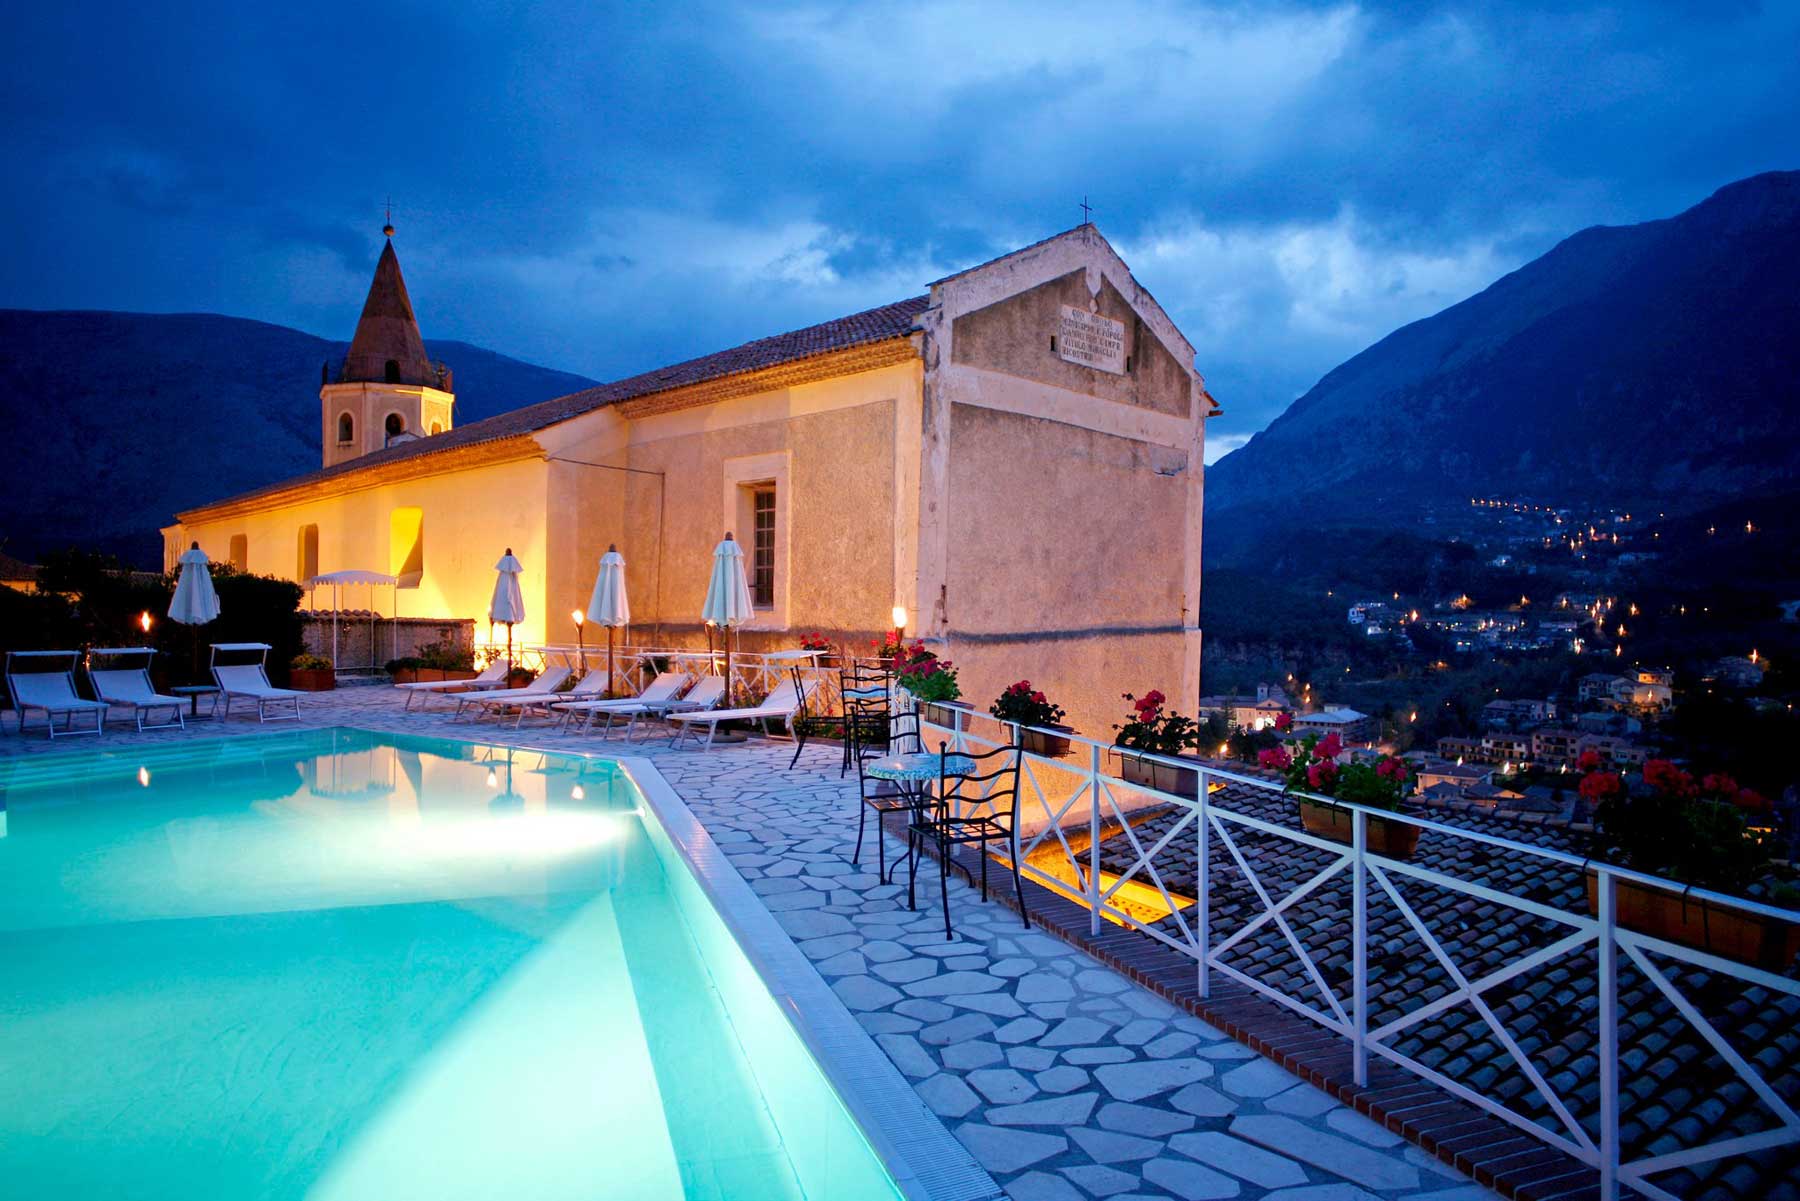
291;653;333;670
417;635;474;672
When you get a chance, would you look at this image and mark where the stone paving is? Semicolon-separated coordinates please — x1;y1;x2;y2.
0;689;1501;1201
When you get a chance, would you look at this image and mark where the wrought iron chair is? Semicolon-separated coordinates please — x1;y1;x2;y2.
838;659;893;777
907;742;1030;940
849;708;921;881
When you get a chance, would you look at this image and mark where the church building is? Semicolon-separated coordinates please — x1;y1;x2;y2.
164;224;1215;735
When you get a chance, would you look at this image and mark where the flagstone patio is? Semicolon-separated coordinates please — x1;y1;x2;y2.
0;689;1498;1201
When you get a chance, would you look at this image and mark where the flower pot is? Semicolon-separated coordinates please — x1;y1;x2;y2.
1585;869;1800;970
809;652;839;670
390;666;421;685
507;669;536;688
1116;752;1199;798
920;700;973;729
1016;724;1075;759
1298;798;1420;859
289;667;336;692
436;668;478;683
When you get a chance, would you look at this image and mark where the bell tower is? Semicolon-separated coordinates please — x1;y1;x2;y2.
320;221;454;468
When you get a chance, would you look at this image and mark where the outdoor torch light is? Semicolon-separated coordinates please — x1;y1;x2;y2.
572;609;585;663
891;604;908;644
139;611;153;635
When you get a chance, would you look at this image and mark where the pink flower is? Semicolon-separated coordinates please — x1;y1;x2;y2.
1274;711;1293;732
1258;747;1292;771
1307;760;1339;790
1316;733;1343;762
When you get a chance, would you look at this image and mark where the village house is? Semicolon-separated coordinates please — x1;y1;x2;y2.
1196;682;1291;731
1291;706;1373;743
163;224;1214;735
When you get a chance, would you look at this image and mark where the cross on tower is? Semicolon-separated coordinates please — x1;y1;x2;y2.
1079;196;1093;225
383;197;394;238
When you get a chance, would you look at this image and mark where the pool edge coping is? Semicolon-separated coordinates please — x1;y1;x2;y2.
614;754;1006;1201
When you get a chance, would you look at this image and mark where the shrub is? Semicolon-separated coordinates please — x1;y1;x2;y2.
991;681;1065;728
291;653;333;670
1114;690;1202;757
1586;757;1776;897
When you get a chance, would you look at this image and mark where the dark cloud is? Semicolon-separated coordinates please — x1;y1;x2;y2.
1;0;1795;454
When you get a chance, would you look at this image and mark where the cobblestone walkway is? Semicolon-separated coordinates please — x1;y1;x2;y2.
1;690;1499;1201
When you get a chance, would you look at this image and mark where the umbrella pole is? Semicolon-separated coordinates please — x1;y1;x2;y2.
725;626;734;704
607;627;616;698
506;623;514;678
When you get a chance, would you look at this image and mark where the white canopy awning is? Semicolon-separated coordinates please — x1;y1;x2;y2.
306;570;398;587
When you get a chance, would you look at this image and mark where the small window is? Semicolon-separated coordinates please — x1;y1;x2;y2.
385;413;405;439
384;359;401;384
297;524;319;582
750;485;776;608
337;412;354;443
228;534;248;572
390;507;423;589
429;421;443;435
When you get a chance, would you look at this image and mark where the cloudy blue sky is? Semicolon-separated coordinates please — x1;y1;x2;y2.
3;1;1796;459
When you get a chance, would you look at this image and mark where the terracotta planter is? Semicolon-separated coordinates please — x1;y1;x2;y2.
506;669;536;688
1116;752;1199;798
920;700;973;730
808;652;839;670
289;667;336;692
434;668;478;683
1298;798;1420;859
389;666;421;685
1585;869;1800;970
1016;724;1075;759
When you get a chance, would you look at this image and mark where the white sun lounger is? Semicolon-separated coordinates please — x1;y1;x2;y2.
552;671;696;737
500;669;612;727
668;676;818;750
211;644;303;723
87;647;186;731
452;666;573;718
396;659;510;710
5;651;107;738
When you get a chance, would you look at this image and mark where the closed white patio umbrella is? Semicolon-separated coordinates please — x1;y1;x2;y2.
586;544;630;696
169;542;221;625
169;541;220;682
489;548;526;671
701;532;753;698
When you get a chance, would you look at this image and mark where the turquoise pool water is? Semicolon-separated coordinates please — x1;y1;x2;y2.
0;728;904;1201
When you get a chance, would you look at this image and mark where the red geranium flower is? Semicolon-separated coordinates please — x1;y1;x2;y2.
1316;733;1344;761
1701;772;1740;798
1643;759;1696;798
1274;711;1293;732
1579;771;1623;803
1258;747;1292;771
1307;760;1339;790
1576;750;1602;772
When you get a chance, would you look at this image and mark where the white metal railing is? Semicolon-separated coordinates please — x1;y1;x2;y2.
899;695;1800;1201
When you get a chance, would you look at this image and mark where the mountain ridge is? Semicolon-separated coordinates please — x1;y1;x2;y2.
1206;170;1800;563
0;309;597;566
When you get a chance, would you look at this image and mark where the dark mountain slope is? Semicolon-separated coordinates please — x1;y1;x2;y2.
1207;171;1800;563
0;310;595;565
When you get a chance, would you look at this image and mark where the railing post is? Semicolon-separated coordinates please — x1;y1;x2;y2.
1197;767;1211;999
1352;806;1368;1087
1598;867;1620;1200
1088;741;1103;937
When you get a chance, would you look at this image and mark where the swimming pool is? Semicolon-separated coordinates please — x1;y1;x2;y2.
0;728;919;1200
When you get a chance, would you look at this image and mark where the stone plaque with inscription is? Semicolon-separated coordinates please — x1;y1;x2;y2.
1057;304;1127;374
